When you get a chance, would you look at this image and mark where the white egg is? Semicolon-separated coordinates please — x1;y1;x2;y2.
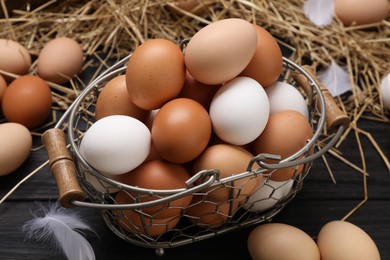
79;115;151;175
209;76;269;145
242;179;294;212
380;73;390;110
266;81;309;119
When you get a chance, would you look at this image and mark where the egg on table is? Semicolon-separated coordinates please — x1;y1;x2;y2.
1;75;52;129
247;223;320;260
0;122;32;176
317;220;381;260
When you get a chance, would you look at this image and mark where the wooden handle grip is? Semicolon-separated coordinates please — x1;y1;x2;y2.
294;65;350;132
42;128;85;208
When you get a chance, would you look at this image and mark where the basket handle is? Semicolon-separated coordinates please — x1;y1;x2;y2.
293;65;350;132
72;169;220;210
41;128;85;208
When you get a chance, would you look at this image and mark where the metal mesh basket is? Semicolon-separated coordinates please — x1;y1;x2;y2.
42;53;349;255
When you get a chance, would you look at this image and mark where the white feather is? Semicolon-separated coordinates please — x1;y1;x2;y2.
303;0;335;27
22;202;96;260
317;60;352;97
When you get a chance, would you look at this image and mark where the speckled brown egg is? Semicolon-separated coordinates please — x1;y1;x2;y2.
95;75;150;122
1;75;52;129
126;39;186;110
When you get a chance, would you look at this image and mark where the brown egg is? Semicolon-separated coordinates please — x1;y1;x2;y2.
178;70;221;110
126;39;186;110
317;220;381;260
144;109;159;129
37;37;84;84
117;160;193;219
167;0;208;15
144;142;161;162
251;110;313;181
184;18;257;85
95;75;150;121
0;122;32;176
114;191;180;237
0;74;6;105
0;39;31;82
151;98;211;163
208;131;253;151
240;25;283;88
192;144;262;202
334;0;389;26
1;75;52;129
247;223;321;260
185;195;239;228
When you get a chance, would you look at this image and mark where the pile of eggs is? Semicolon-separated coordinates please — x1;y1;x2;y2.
79;18;314;235
247;220;381;260
0;36;84;176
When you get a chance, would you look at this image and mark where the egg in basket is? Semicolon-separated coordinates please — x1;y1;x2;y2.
42;18;349;255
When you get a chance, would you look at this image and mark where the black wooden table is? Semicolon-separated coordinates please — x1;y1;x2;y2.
1;105;389;260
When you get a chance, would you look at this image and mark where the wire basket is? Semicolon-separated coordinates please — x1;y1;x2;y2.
42;54;349;256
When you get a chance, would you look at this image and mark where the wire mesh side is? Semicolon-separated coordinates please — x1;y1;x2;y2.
66;57;330;249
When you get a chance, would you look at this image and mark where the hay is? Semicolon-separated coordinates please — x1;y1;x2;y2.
1;0;389;115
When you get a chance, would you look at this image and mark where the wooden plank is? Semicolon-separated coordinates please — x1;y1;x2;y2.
0;200;389;259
